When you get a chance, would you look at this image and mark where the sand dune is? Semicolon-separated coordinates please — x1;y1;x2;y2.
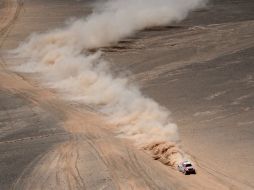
0;0;254;189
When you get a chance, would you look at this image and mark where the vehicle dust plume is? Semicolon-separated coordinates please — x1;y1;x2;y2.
11;0;207;167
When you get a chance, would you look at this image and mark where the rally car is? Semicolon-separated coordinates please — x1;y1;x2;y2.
177;161;196;175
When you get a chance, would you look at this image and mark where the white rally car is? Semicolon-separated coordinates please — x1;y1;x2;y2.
177;161;196;175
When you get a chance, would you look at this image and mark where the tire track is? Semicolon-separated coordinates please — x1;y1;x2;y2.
0;0;23;46
0;132;67;144
126;148;159;190
80;131;120;190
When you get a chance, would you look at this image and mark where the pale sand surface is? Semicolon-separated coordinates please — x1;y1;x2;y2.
0;0;253;189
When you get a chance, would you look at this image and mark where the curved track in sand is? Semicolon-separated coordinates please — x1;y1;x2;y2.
0;0;254;190
0;0;23;47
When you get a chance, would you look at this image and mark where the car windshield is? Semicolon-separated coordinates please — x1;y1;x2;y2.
185;164;192;167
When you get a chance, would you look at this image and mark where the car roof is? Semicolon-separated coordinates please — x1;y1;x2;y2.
182;161;191;164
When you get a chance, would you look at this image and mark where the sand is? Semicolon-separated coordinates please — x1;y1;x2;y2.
0;0;253;189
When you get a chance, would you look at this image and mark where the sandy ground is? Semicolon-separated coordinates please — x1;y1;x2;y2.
0;0;253;190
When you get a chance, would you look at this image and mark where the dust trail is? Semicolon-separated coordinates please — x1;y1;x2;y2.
11;0;207;167
144;142;186;168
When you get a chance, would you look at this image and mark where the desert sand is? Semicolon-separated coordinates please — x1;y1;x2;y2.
0;0;253;190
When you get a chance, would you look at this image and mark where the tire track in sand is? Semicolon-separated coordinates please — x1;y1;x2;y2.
0;0;23;45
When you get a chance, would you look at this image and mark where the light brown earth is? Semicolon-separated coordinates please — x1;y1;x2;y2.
0;0;253;190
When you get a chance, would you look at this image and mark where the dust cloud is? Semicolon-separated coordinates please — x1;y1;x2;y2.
11;0;207;167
